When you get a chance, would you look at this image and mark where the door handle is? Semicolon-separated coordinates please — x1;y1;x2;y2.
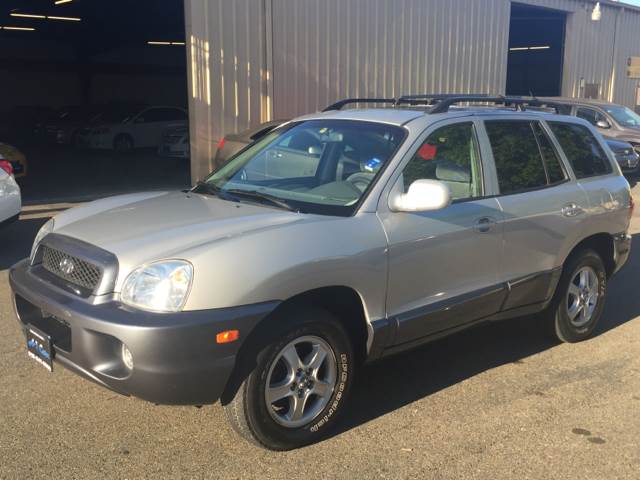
474;216;496;233
561;203;583;217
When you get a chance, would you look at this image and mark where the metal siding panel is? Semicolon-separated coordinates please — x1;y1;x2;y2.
185;0;268;183
271;0;511;118
185;0;640;183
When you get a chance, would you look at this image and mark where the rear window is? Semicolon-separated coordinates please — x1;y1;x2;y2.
548;122;612;178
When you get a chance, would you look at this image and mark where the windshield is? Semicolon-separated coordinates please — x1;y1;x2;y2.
603;105;640;128
200;119;405;216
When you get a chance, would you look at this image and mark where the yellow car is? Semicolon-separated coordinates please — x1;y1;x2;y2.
0;143;27;178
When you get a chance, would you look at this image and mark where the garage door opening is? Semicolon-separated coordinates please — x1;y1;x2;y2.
506;3;566;97
0;0;189;203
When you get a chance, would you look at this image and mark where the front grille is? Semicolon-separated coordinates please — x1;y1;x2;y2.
41;245;102;291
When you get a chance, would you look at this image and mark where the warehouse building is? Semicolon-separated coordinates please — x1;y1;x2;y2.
1;0;639;195
185;0;640;182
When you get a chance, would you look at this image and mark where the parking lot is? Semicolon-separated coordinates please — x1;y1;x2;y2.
0;185;638;479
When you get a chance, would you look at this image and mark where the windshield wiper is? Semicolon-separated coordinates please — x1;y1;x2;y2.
224;189;298;212
191;181;222;197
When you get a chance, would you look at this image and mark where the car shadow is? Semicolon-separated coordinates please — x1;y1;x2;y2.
331;233;640;439
0;216;48;271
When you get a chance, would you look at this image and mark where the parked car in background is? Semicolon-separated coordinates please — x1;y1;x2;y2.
214;119;284;167
75;104;146;149
158;126;189;159
85;106;188;152
0;143;28;179
43;106;102;146
604;137;640;176
10;95;632;450
543;97;640;154
0;161;21;227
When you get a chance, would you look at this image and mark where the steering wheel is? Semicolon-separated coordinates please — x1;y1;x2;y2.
346;172;375;192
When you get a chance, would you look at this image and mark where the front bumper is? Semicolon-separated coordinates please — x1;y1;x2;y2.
10;259;278;405
615;153;640;174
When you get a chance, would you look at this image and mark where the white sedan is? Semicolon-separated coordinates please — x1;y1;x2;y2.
86;106;188;152
0;161;21;228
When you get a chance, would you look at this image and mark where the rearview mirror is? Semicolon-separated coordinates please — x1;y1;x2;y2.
389;179;451;212
596;119;611;129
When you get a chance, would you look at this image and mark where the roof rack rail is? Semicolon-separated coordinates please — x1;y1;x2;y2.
419;95;565;114
395;93;491;107
323;98;396;112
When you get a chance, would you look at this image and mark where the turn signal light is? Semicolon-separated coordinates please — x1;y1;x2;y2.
216;330;239;344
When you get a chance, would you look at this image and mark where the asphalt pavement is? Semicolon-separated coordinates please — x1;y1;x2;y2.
1;187;639;479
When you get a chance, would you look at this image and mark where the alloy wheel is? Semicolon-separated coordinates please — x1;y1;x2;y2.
265;335;337;429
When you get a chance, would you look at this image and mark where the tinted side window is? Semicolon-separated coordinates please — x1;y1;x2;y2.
548;122;612;178
485;121;547;194
402;122;483;201
576;107;606;127
532;123;566;184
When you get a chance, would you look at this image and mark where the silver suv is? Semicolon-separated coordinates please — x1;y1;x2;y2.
10;96;633;450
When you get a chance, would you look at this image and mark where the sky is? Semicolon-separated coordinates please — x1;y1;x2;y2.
621;0;640;6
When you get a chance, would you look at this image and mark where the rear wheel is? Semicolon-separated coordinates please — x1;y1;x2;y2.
549;249;607;343
223;308;354;450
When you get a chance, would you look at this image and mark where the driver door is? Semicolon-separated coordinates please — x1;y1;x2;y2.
379;120;504;347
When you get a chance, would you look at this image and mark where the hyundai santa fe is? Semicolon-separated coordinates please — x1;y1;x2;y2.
10;95;632;450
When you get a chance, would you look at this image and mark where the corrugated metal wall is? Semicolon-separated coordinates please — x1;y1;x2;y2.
185;0;640;182
185;0;271;182
270;0;511;119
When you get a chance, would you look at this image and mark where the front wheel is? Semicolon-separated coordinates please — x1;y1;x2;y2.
223;308;354;450
549;249;607;343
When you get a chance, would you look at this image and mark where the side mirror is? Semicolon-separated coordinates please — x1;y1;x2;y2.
596;119;611;129
389;179;451;212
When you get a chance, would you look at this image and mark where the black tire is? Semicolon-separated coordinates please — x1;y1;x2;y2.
223;307;354;450
549;249;607;343
114;134;134;152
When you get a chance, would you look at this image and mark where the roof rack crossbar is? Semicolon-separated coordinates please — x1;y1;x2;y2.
322;98;396;112
323;94;568;115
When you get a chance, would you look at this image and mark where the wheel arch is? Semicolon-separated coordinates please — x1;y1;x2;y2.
219;285;371;405
270;286;371;365
564;232;615;277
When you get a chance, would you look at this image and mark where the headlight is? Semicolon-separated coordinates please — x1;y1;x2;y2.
30;219;54;264
121;260;193;313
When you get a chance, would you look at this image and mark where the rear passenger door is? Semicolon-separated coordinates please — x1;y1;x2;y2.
482;119;588;310
547;121;629;238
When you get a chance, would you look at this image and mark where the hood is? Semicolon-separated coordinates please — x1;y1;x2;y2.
604;137;633;152
52;191;304;270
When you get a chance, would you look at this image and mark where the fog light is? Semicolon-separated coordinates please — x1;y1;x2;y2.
121;344;134;370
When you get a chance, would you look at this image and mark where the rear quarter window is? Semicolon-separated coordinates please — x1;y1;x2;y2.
548;122;612;178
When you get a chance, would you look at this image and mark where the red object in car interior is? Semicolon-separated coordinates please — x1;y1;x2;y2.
418;144;437;161
0;159;13;176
